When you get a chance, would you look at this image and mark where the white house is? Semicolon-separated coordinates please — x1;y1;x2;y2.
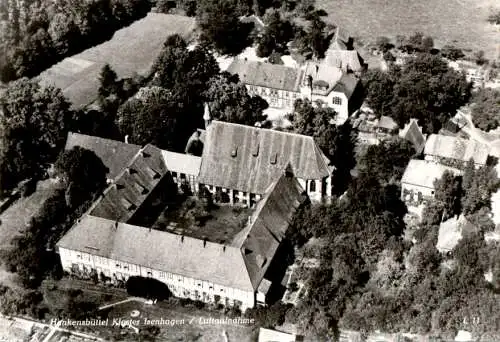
401;160;462;206
424;134;490;169
225;58;362;125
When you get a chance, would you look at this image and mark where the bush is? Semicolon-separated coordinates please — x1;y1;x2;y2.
126;276;171;300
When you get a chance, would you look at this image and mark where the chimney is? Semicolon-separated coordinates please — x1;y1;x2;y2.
124;135;129;144
203;102;212;129
203;238;207;247
223;245;226;252
114;221;118;230
181;235;184;243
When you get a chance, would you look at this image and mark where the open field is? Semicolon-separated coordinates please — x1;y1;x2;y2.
38;13;195;108
318;0;500;59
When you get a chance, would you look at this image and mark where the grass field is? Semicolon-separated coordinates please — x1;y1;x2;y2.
38;13;195;108
317;0;500;59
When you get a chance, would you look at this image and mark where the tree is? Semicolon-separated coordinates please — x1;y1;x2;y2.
292;100;356;180
474;50;488;66
293;11;331;59
440;45;465;61
364;53;471;133
0;78;72;193
47;13;82;56
434;170;462;220
357;138;415;184
256;9;294;57
197;0;254;55
152;35;219;95
471;88;500;131
98;64;120;99
375;36;392;52
204;72;268;125
54;146;109;206
116;86;197;151
487;10;500;25
461;165;499;215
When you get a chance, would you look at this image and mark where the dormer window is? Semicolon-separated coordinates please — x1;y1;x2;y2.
231;147;238;158
270;152;277;165
252;143;259;157
127;168;137;175
120;197;136;211
134;182;148;195
146;167;161;179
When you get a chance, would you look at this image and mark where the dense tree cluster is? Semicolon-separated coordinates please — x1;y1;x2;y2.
471;88;500;132
0;0;151;82
196;0;254;55
363;53;471;133
292;9;332;59
0;78;72;195
204;72;268;125
357;138;415;184
5;147;107;288
256;9;295;57
291;100;356;191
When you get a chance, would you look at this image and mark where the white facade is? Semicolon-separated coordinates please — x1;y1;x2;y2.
246;85;349;124
59;247;255;310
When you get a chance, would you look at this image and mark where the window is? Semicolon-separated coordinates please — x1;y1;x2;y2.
147;271;152;277
270;152;277;165
159;272;165;278
332;96;342;105
172;171;177;178
231;147;238;158
115;263;120;268
309;180;316;192
180;173;186;180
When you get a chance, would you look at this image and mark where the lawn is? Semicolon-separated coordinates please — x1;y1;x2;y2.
318;0;500;59
38;13;196;108
0;179;60;288
154;196;253;244
102;300;258;342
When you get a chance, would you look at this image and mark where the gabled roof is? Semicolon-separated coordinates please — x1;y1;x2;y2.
198;121;332;194
399;119;426;153
424;134;490;165
259;328;296;342
401;160;462;189
57;165;306;292
377;116;398;131
57;214;254;291
65;132;141;179
303;62;343;96
89;144;169;222
161;150;201;176
226;59;303;92
325;49;364;72
231;171;307;289
331;73;360;99
437;215;477;252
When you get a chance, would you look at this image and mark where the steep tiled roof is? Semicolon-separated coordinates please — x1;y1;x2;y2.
198;121;332;194
57;214;254;291
232;171;307;289
226;59;303;92
161;150;201;176
58;166;306;292
424;134;490;165
377;116;398;131
303;62;343;96
331;73;360;99
325;50;364;72
401;160;462;189
65;132;141;179
399;119;426;154
89;144;169;222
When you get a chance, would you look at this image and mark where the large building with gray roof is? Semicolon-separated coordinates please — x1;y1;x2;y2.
226;58;362;125
57;125;320;310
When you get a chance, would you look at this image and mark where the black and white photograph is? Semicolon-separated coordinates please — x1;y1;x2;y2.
0;0;499;341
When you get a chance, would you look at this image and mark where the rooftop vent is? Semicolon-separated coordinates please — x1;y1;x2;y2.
120;197;136;211
142;151;151;158
146;167;161;179
252;143;259;157
231;147;238;158
270;152;278;165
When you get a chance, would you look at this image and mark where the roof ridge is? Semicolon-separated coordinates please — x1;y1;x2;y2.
210;120;318;141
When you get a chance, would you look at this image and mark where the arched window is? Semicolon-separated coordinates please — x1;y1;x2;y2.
309;180;316;192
